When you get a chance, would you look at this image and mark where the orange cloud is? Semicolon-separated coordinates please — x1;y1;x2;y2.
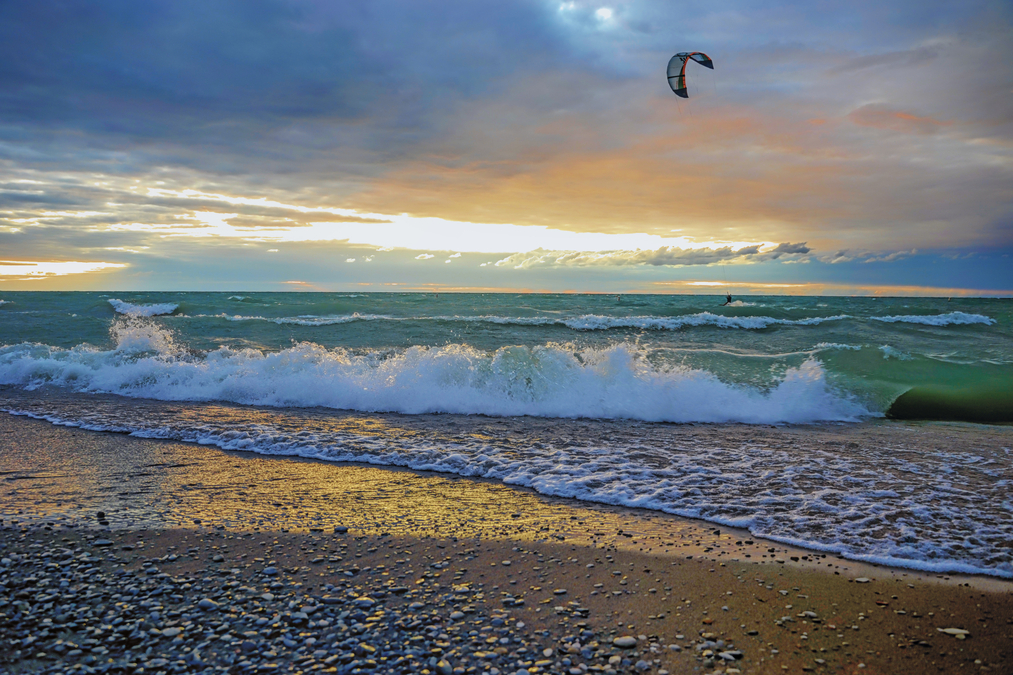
847;104;952;134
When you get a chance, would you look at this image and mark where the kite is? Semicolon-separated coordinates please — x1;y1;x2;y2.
667;52;714;98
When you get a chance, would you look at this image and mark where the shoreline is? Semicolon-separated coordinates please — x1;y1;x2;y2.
2;409;1012;586
2;411;1011;588
1;414;1012;673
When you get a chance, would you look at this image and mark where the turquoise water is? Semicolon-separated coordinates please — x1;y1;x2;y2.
2;291;1012;577
1;292;1010;422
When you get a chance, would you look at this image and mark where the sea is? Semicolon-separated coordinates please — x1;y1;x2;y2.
1;292;1011;576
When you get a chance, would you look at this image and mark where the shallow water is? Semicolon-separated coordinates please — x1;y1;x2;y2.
3;389;1011;578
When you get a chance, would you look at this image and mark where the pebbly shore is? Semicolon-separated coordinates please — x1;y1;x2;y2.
1;526;753;675
1;415;1012;674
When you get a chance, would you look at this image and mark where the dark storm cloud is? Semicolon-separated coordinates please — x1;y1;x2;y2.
0;0;585;177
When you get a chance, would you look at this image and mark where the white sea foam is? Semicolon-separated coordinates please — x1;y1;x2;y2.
880;345;914;360
108;299;178;317
871;311;995;326
0;319;869;424
209;311;851;331
3;399;1008;577
813;342;862;351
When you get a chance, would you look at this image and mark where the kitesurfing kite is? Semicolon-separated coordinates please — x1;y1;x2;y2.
667;52;714;98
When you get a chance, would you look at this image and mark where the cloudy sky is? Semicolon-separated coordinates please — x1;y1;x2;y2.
1;0;1010;294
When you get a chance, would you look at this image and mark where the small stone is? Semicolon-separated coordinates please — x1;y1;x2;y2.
161;627;182;637
635;660;651;671
354;597;376;608
263;567;279;576
92;539;114;547
937;628;970;638
854;578;871;583
212;554;225;563
613;636;638;648
553;589;567;595
335;526;348;533
450;611;465;620
436;659;453;675
198;598;219;611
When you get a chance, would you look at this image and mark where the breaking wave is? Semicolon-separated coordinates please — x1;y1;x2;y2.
0;318;870;424
108;299;178;317
870;312;995;326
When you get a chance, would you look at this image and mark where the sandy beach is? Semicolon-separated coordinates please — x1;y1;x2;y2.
2;414;1011;674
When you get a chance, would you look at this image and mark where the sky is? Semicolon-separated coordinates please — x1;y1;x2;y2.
1;0;1011;295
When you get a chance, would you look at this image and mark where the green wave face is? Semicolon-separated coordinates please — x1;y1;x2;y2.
888;383;1013;423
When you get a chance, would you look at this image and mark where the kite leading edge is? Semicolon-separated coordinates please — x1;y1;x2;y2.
667;51;714;99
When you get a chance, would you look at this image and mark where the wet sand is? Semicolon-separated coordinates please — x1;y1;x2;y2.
2;414;1012;674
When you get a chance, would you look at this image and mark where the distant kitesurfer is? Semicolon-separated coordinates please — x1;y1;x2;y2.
720;293;732;306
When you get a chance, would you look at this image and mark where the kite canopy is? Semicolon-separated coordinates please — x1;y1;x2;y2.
667;51;714;98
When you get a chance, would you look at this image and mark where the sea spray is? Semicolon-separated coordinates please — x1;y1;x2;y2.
0;318;868;423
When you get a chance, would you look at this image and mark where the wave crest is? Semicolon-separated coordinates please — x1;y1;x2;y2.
0;320;869;424
108;299;178;317
870;311;994;326
209;311;851;331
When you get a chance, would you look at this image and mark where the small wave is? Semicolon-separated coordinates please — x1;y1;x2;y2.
814;342;862;351
879;345;913;361
108;299;178;317
871;311;995;326
220;312;393;326
0;299;9;306
209;311;850;331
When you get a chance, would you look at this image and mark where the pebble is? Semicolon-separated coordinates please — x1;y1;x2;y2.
6;524;717;674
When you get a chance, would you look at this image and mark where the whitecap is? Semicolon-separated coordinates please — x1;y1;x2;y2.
108;299;178;317
870;311;995;326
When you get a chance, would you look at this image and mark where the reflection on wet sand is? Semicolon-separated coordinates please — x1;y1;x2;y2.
4;414;1012;595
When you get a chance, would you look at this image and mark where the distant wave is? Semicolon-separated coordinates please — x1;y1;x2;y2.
870;311;995;326
209;311;851;331
0;320;870;425
0;300;9;306
219;312;393;326
879;345;914;360
813;342;862;351
108;299;178;317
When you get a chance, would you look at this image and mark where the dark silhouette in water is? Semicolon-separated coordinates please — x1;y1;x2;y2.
720;293;732;306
